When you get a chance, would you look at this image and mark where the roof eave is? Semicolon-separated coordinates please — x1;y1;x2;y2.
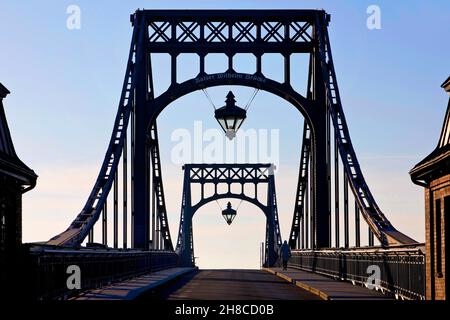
441;76;450;92
410;147;450;184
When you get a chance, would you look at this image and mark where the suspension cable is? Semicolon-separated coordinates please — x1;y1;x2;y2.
202;88;217;110
212;198;246;229
236;199;244;210
214;199;223;211
245;88;259;111
216;199;244;211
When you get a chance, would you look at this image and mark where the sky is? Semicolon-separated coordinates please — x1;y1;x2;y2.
0;0;449;269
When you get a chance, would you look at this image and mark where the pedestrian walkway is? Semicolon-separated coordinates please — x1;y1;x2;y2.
263;267;393;300
145;269;321;300
74;267;195;300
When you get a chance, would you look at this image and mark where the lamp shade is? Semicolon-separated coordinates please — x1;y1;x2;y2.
215;91;247;140
222;202;237;225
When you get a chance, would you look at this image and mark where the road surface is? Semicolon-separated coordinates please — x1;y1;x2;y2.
143;269;321;300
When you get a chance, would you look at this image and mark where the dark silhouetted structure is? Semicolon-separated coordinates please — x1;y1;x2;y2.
411;76;450;300
9;9;423;300
177;164;282;267
0;82;37;293
48;9;415;252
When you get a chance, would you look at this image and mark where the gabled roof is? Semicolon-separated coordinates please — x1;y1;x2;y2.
410;77;450;185
0;82;37;186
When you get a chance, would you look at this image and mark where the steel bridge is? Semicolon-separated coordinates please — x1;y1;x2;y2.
27;9;425;300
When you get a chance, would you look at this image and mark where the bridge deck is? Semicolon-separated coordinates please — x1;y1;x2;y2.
74;267;195;300
72;267;393;300
264;268;393;300
143;269;321;300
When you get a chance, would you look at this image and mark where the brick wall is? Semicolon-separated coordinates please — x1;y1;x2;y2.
426;174;450;300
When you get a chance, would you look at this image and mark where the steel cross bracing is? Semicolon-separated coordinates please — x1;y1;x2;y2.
144;10;315;54
176;164;282;267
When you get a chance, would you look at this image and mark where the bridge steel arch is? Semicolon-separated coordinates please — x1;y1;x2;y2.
177;163;282;267
146;73;332;251
48;9;416;253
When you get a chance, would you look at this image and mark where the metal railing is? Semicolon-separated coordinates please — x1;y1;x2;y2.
25;245;179;300
289;245;425;300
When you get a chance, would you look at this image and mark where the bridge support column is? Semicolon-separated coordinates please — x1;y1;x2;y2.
265;214;277;267
132;13;150;250
311;40;331;249
179;210;194;267
312;118;330;248
178;168;195;267
265;172;281;267
132;119;150;250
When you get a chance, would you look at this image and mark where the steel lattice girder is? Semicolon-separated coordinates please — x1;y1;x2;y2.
136;9;318;54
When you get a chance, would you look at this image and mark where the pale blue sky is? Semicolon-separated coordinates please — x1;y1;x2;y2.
1;1;449;268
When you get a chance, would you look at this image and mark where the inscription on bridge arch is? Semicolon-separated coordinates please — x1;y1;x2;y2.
195;72;267;85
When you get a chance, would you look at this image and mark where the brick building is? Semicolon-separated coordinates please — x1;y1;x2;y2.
410;76;450;300
0;83;37;289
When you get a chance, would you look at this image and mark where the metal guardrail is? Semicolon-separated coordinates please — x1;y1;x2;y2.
25;245;179;300
289;245;425;300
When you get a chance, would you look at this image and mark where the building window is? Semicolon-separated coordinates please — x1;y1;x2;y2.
436;198;442;275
